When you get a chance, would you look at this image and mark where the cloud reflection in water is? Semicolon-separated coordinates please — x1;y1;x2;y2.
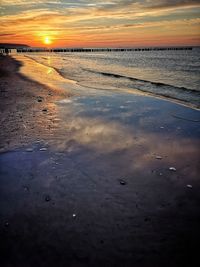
47;94;200;183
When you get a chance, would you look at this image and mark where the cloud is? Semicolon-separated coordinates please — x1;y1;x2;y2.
0;0;199;46
2;0;199;9
145;0;200;9
0;33;16;36
0;0;60;5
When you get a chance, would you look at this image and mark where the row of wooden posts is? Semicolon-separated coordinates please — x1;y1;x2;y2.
16;47;193;53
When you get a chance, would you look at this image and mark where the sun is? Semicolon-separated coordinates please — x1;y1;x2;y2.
43;36;52;45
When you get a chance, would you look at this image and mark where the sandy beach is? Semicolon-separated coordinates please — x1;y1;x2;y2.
0;55;200;267
0;55;71;152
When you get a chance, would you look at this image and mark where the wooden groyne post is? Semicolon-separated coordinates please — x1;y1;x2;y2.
16;47;193;53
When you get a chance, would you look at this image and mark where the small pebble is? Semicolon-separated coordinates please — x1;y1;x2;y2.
23;186;29;192
45;195;51;202
4;221;9;227
186;184;192;188
156;156;162;160
40;148;47;151
73;214;76;218
169;167;176;171
120;180;126;185
42;109;48;112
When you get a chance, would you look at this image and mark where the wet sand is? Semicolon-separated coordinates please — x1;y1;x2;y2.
0;55;71;152
0;55;200;267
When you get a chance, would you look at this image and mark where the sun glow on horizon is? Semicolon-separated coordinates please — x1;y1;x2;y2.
43;36;52;45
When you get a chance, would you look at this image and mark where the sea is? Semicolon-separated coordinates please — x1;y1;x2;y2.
25;47;200;108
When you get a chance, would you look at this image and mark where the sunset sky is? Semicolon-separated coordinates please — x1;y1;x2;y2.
0;0;200;47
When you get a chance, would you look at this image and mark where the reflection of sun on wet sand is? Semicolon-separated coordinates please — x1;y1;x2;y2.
14;54;76;91
0;55;200;267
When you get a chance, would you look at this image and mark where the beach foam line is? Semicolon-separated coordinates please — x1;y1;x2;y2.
83;68;199;94
83;68;200;109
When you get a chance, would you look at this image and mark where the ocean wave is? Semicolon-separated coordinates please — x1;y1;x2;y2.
83;68;199;93
82;68;200;108
23;54;200;109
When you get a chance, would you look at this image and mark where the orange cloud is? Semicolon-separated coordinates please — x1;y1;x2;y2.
0;1;200;47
